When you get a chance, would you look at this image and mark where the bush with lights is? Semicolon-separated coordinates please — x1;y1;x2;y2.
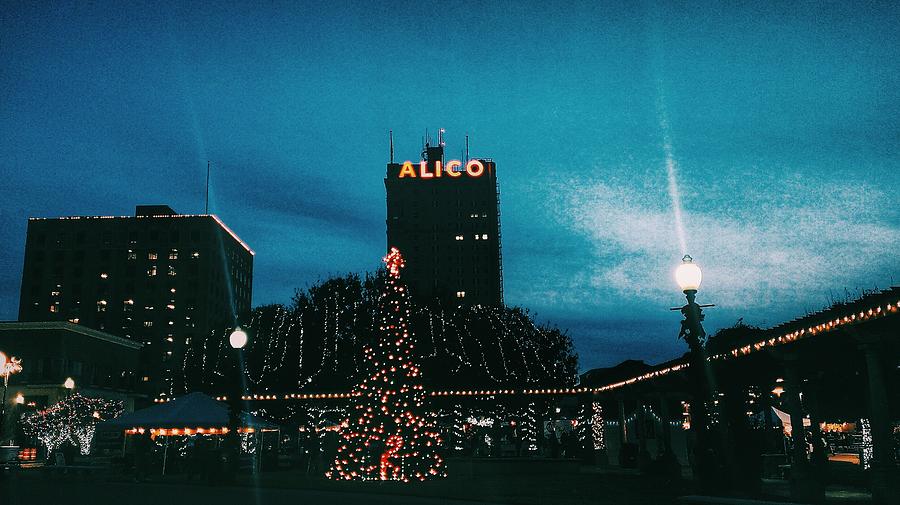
326;248;446;482
21;393;123;456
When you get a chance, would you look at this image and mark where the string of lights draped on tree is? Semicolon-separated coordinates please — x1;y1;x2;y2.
21;394;123;455
325;248;445;482
181;272;578;396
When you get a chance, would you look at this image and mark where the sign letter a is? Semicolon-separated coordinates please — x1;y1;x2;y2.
399;161;417;178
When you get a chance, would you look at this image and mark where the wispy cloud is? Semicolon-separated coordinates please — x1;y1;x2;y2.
549;173;899;312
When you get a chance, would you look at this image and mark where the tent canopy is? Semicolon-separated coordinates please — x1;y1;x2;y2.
101;392;277;431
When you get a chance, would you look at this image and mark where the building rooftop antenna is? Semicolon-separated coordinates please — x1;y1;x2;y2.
389;130;394;164
439;128;445;146
205;161;210;214
465;135;469;162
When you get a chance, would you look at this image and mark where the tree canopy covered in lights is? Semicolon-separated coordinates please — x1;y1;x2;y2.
182;269;578;395
325;248;445;481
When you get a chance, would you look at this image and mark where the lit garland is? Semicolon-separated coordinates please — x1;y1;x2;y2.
521;402;539;452
325;248;446;482
859;418;872;470
591;402;605;450
21;394;123;455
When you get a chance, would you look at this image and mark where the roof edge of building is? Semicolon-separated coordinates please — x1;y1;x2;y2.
0;320;144;350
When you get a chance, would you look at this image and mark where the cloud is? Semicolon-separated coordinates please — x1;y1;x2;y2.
550;173;900;313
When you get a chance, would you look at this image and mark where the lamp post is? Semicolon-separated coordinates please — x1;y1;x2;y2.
223;326;248;482
1;351;24;444
672;255;717;488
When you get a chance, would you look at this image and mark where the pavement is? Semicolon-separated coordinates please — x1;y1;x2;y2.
1;476;511;505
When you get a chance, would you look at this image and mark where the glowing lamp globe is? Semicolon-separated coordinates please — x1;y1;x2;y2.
15;393;25;404
229;327;248;349
675;255;702;292
0;351;6;368
64;377;75;389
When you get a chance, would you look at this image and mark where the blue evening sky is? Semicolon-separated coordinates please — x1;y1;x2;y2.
2;1;898;370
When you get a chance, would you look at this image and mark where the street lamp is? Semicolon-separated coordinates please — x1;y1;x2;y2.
64;377;76;391
674;255;711;348
224;326;249;482
229;327;248;349
671;255;717;488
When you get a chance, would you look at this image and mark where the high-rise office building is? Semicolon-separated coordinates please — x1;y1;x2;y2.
17;205;253;395
385;137;503;306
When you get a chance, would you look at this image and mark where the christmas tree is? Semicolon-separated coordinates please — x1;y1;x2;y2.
326;248;446;482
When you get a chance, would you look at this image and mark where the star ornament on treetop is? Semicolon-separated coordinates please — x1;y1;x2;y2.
383;247;405;277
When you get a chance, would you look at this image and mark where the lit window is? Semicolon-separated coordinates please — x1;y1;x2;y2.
49;304;58;313
97;300;108;312
455;235;464;241
191;251;200;259
482;234;488;240
69;318;80;324
148;252;158;260
166;337;174;342
170;288;176;293
474;234;480;240
168;321;174;326
169;249;178;260
142;376;150;382
50;289;61;296
167;265;176;276
456;291;466;298
143;321;153;327
127;250;136;260
147;266;157;276
166;304;175;310
100;273;108;279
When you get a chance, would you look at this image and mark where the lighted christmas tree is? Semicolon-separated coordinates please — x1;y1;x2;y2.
326;248;446;482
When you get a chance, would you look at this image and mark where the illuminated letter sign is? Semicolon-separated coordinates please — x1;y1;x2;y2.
397;159;485;179
399;162;417;178
465;160;484;177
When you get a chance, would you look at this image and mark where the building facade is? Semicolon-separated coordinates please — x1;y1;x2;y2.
385;140;503;307
16;205;254;396
0;321;143;411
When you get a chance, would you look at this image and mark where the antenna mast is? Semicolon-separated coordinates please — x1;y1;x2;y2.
389;130;394;163
465;135;469;161
205;161;210;214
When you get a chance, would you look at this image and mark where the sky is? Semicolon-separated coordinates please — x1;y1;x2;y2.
1;1;898;371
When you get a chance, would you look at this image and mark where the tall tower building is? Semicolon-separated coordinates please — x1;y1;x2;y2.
385;136;503;307
17;205;254;396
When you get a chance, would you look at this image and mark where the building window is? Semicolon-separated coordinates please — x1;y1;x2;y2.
482;234;488;240
97;300;108;312
191;251;200;259
127;250;137;260
169;249;178;260
148;252;158;260
49;304;58;313
474;234;480;240
147;266;157;277
455;235;464;241
167;265;176;277
100;272;108;279
143;321;153;327
456;291;466;298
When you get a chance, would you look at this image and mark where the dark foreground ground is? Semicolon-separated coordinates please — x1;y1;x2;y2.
0;466;873;505
1;467;682;505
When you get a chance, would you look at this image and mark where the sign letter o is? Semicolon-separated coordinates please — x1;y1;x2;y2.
465;160;485;177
